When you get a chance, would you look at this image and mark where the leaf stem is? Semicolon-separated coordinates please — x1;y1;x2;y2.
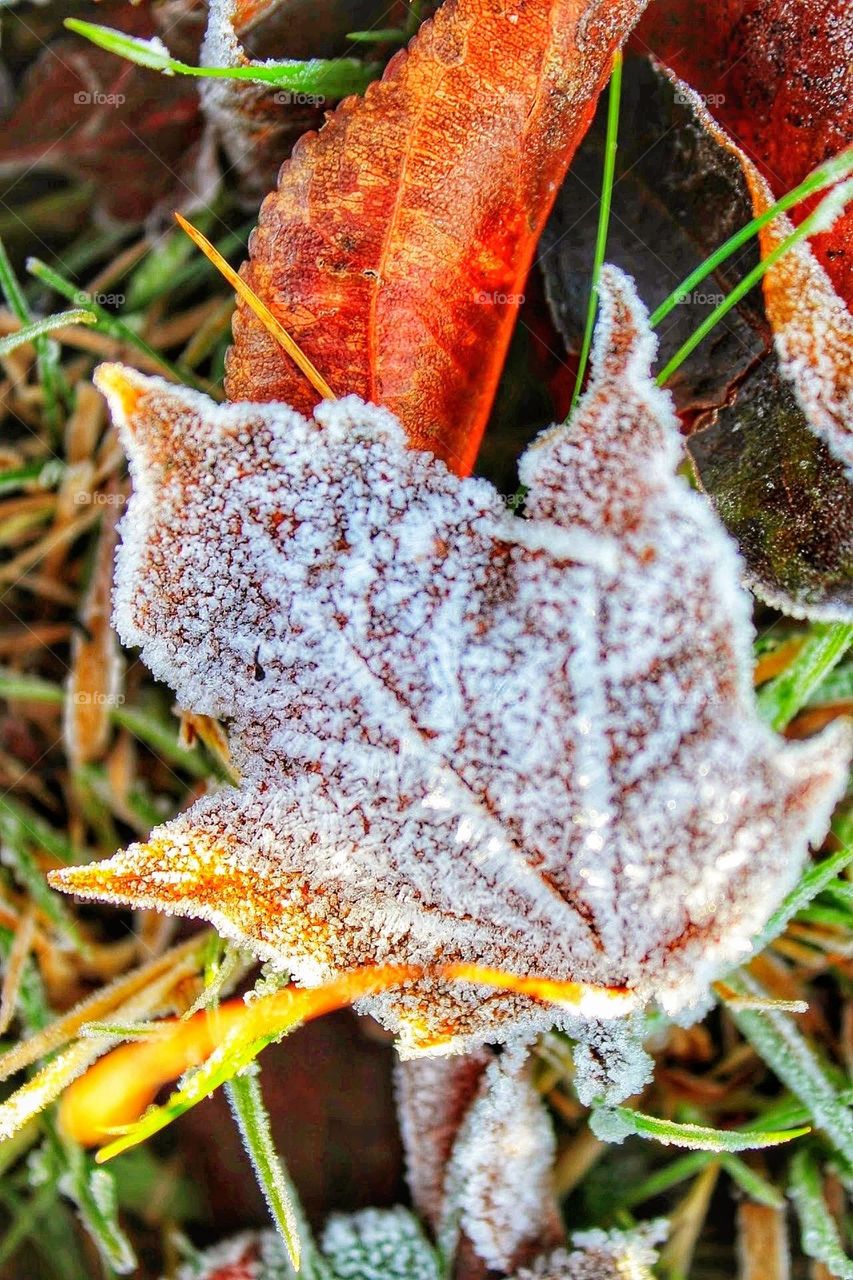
569;49;623;415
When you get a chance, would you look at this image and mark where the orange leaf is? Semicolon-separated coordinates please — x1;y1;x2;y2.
225;0;650;475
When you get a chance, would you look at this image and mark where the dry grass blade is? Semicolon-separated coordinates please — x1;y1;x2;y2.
0;907;36;1036
174;213;335;402
737;1202;791;1280
0;932;210;1085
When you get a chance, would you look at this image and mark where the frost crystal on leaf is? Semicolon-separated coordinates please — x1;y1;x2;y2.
321;1207;442;1280
438;1049;561;1272
512;1220;668;1280
53;268;852;1080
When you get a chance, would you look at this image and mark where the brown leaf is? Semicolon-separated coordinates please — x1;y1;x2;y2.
225;0;650;475
540;54;853;618
539;54;768;423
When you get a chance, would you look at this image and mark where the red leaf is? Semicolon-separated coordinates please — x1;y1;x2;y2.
225;0;650;475
636;0;853;305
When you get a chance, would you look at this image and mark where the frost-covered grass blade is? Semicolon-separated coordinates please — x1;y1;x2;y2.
64;19;381;97
226;1069;305;1271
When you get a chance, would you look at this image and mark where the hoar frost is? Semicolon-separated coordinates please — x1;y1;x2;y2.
54;267;851;1098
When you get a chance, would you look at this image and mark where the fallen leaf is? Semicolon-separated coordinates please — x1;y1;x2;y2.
52;269;851;1091
687;357;853;619
539;54;769;423
636;0;853;303
510;1222;667;1280
541;55;853;618
225;0;651;475
200;0;389;200
438;1050;562;1272
396;1050;493;1232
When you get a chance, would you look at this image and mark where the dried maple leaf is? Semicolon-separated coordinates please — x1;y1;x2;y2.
224;0;651;474
541;55;853;619
52;269;851;1079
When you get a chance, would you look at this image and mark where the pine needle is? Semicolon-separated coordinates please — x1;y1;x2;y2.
174;213;336;402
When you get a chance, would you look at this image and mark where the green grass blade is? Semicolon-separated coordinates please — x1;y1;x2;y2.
757;623;853;730
95;1027;278;1162
789;1148;853;1279
569;49;623;414
656;177;853;387
718;1154;784;1209
0;236;66;430
617;1151;713;1207
0;461;64;497
807;661;853;707
47;1126;137;1276
650;147;853;329
0;811;85;950
346;28;407;43
26;258;208;392
226;1069;304;1271
726;971;853;1176
0;311;95;358
0;796;82;865
600;1105;809;1152
64;19;380;96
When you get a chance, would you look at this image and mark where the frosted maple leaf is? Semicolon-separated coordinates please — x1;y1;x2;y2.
53;268;851;1067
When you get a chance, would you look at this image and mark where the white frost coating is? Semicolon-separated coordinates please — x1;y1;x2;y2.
570;1015;653;1107
56;268;852;1084
439;1050;558;1272
322;1207;442;1280
513;1221;667;1280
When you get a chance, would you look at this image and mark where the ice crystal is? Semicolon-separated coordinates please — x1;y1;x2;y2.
54;268;851;1076
321;1207;442;1280
513;1221;667;1280
439;1049;560;1272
